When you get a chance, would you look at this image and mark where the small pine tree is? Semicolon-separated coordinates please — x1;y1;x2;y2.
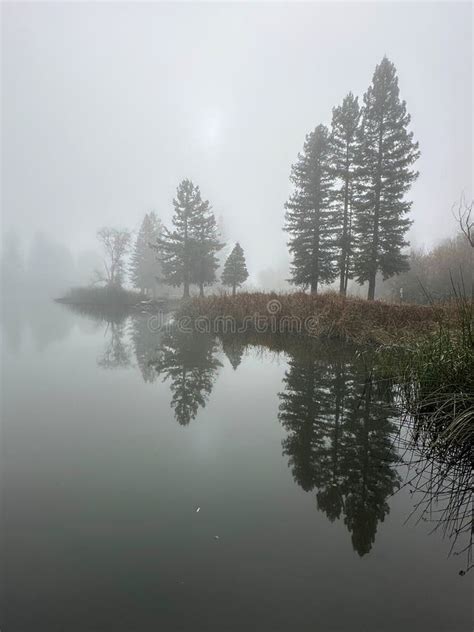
353;57;420;300
330;93;361;295
221;242;249;296
130;212;162;295
284;124;338;294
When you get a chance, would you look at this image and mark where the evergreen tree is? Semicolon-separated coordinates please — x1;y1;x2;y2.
130;212;162;296
353;57;420;300
221;242;249;295
330;93;361;295
284;124;338;294
156;180;200;298
157;179;221;298
192;199;224;297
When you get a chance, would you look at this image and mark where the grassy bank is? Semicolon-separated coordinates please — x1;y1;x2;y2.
178;291;444;344
381;294;473;459
56;285;180;310
56;286;145;306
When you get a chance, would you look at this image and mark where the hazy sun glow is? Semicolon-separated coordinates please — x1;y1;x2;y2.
198;110;222;148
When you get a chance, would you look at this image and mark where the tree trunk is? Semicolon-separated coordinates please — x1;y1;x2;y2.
367;273;376;301
310;279;318;295
368;111;384;301
339;152;351;296
199;283;204;297
339;267;346;295
183;281;190;299
232;283;236;297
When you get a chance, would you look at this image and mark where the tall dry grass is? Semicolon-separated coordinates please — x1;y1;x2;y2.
179;291;443;344
385;290;473;460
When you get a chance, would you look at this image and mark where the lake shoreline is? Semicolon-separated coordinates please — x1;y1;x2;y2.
176;291;446;345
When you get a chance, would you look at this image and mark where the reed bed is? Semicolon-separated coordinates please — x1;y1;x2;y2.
179;291;444;344
387;292;473;460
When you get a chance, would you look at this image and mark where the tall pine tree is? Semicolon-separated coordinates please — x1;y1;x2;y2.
284;124;338;294
191;198;224;297
129;212;162;295
156;180;207;298
353;57;420;300
330;93;360;295
221;242;249;295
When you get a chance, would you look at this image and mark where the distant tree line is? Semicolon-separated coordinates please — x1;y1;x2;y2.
284;56;420;299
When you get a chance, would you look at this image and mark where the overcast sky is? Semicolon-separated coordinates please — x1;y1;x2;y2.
2;1;472;277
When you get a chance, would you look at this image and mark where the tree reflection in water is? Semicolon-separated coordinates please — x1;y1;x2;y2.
278;344;400;556
151;329;222;426
130;314;164;383
61;306;472;566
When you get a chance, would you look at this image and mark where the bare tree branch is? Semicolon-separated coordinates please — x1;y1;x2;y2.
453;194;474;247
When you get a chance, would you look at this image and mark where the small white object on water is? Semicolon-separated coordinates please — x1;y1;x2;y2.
214;535;220;540
196;507;201;513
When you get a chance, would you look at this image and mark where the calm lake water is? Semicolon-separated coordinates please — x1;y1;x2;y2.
1;300;472;632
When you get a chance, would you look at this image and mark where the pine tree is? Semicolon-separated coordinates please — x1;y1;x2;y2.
330;93;361;295
156;180;204;298
221;242;249;295
129;212;162;295
353;57;420;300
157;180;222;298
191;198;224;297
284;124;338;294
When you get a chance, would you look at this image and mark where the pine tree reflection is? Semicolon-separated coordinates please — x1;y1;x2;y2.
221;334;246;370
151;330;222;425
279;346;400;556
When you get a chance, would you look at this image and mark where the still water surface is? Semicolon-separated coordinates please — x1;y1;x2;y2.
1;301;471;631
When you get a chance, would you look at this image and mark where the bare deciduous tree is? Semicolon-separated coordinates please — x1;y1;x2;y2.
95;227;131;288
453;195;474;248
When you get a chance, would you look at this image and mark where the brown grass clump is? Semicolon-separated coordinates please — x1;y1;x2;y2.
178;291;446;345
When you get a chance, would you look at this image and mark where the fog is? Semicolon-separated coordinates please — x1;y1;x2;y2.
2;2;472;286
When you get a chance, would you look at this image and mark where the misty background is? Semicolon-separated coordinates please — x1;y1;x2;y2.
1;1;472;294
